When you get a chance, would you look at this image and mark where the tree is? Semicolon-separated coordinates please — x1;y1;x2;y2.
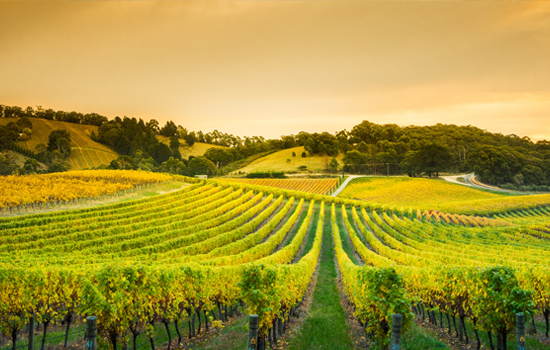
187;156;217;176
350;120;384;144
148;143;172;164
520;165;545;186
47;130;71;153
329;158;339;173
185;132;196;147
146;119;160;134
0;124;18;150
158;157;187;175
467;145;512;185
169;137;180;152
343;150;366;173
0;154;18;175
109;156;137;170
16;117;33;131
204;148;234;167
138;157;155;171
400;151;422;177
159;121;178;137
56;137;71;157
357;141;369;153
22;159;40;174
415;143;452;177
48;161;70;173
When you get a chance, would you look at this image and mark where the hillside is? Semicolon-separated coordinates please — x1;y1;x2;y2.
0;117;118;169
335;176;550;215
237;146;344;174
156;136;226;158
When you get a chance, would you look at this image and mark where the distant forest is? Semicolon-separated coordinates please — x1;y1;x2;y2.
1;103;550;190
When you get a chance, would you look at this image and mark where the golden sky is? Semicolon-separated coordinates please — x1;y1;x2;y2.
1;1;550;140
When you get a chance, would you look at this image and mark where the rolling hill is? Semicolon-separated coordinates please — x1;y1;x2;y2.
236;146;344;174
0;117;118;169
335;176;550;215
156;136;226;159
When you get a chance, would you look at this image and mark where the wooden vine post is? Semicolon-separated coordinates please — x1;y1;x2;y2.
28;315;35;350
85;316;97;350
247;315;259;350
388;314;403;350
516;313;526;350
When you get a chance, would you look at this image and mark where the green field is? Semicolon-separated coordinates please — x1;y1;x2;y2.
1;172;549;350
237;146;344;174
157;136;226;158
336;176;550;215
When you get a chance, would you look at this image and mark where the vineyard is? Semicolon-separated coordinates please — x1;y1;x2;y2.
66;147;119;170
219;178;340;195
338;177;550;215
0;173;549;350
0;170;172;212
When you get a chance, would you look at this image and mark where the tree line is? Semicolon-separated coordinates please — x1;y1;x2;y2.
2;103;550;189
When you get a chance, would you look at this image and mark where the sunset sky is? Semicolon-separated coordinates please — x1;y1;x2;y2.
1;1;550;140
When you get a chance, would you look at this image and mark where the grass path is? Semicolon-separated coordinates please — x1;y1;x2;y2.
288;205;355;350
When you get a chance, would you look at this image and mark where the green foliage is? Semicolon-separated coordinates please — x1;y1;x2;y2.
472;266;534;336
329;158;339;172
239;264;279;335
48;160;70;173
47;129;71;157
109;156;137;170
357;267;413;348
0;154;18;175
157;157;187;175
467;145;513;185
159;121;178;137
188;156;217;176
22;158;40;174
246;171;286;179
303;132;339;156
204;147;234;167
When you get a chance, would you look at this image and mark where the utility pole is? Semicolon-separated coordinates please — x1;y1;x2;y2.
386;163;389;177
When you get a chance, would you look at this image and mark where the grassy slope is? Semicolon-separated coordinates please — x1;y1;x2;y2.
0;117;118;169
238;146;344;174
338;177;526;213
0;117;111;151
156;136;226;158
339;176;550;215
